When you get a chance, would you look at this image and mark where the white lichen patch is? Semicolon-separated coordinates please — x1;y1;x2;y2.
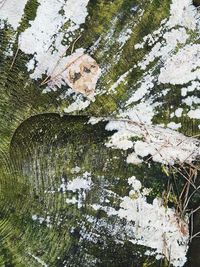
158;44;200;85
167;122;181;130
2;0;101;108
0;0;28;30
117;183;189;267
126;152;143;165
43;171;93;209
108;70;131;93
131;0;200;121
90;176;189;267
181;81;200;97
31;214;52;228
105;120;200;165
63;97;91;113
167;0;198;30
71;166;81;174
57;172;93;209
67;173;92;192
126;73;155;104
175;108;183;118
105;126;135;150
118;28;132;49
187;108;200;119
18;0;90;82
123;101;156;124
88;117;103;125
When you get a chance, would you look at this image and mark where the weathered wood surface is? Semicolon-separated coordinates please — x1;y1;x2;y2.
0;0;200;266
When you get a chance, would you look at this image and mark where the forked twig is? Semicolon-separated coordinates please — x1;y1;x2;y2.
171;166;196;190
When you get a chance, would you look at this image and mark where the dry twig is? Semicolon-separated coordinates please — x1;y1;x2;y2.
10;46;19;70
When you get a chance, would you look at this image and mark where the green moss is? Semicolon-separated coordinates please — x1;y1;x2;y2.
0;1;199;265
17;0;39;33
193;0;200;7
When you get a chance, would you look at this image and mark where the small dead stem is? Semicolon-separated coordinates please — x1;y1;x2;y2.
190;231;200;241
172;166;196;190
0;0;6;9
71;34;82;54
10;46;19;70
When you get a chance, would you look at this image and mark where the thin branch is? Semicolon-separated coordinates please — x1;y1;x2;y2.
71;34;82;54
190;231;200;241
183;185;200;214
190;205;200;216
0;0;6;9
10;46;19;70
190;212;194;243
172;166;196;189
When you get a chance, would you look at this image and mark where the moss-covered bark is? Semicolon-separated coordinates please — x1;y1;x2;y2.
0;0;200;266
